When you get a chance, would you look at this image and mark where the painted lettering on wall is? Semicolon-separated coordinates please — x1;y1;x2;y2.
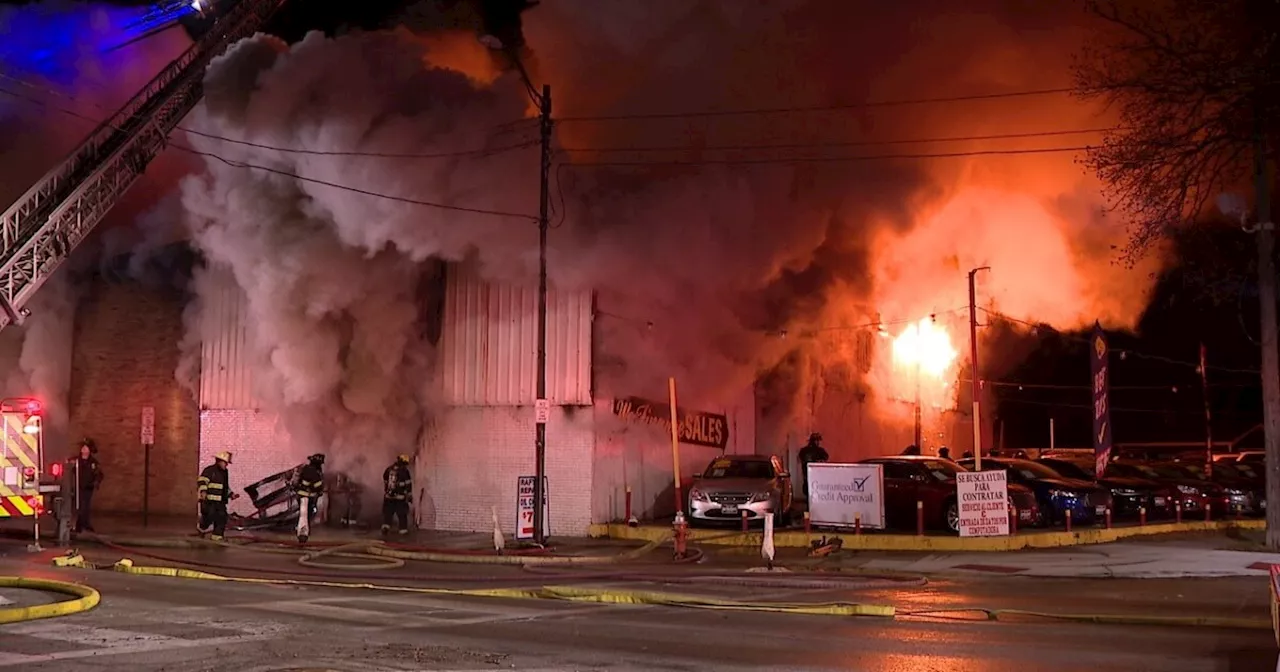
611;397;729;449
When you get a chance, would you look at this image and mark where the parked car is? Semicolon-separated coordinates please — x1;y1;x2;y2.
859;456;1041;533
1169;461;1261;515
1109;461;1227;516
1230;451;1265;465
688;455;793;525
1037;456;1176;519
958;457;1113;525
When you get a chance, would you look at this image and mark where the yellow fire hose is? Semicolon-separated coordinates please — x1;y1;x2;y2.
0;576;101;624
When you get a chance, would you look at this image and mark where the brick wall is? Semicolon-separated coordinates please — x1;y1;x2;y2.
199;409;298;517
418;405;594;537
68;279;199;516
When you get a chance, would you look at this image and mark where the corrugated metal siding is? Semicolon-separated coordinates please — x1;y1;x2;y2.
440;265;592;406
199;264;258;410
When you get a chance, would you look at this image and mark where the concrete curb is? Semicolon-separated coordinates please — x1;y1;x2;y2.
587;520;1266;552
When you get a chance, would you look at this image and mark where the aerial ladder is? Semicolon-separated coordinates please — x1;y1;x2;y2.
0;0;290;331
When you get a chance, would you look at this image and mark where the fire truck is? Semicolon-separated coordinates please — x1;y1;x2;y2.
0;397;47;522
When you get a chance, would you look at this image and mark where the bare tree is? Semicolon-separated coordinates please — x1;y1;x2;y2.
1074;0;1280;547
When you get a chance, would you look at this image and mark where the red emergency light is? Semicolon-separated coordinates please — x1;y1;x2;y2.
27;496;42;514
22;467;35;484
25;400;40;414
50;462;63;478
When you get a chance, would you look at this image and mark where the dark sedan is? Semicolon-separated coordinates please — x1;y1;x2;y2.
859;456;1041;533
1038;456;1176;519
1173;462;1261;516
1110;462;1227;516
959;457;1113;525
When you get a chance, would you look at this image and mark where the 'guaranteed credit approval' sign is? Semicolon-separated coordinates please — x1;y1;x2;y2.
956;470;1010;537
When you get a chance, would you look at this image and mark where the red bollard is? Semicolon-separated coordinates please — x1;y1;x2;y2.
1105;508;1112;529
855;513;862;535
1236;504;1243;520
1175;503;1182;524
1065;509;1072;533
1205;503;1211;522
1009;505;1018;535
803;510;811;536
916;501;924;536
625;487;632;523
741;509;749;532
1139;506;1146;526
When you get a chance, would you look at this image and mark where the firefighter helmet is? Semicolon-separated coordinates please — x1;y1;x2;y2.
309;453;325;465
215;451;233;464
396;454;410;464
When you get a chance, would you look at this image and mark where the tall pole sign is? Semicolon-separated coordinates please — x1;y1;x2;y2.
1090;323;1112;479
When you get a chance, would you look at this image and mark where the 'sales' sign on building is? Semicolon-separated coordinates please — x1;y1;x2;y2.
611;397;729;449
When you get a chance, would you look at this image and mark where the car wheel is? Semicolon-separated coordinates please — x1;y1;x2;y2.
944;499;960;534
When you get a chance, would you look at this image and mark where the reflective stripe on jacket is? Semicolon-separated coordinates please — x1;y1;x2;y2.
297;464;324;498
198;464;230;503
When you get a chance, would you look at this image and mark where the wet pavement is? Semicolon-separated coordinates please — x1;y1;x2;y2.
2;533;1277;671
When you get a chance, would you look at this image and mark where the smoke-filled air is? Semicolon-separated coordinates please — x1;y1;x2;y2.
170;0;1162;469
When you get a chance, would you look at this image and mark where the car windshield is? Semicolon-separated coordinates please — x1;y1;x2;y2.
1239;453;1265;464
1005;461;1065;480
1042;460;1091;479
1231;463;1261;479
702;459;773;480
921;460;964;481
1105;463;1149;479
1149;463;1196;479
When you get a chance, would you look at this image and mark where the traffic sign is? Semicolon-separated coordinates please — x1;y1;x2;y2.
534;398;550;424
140;406;155;445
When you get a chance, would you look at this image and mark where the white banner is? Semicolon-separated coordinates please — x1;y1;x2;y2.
807;463;885;529
956;470;1010;537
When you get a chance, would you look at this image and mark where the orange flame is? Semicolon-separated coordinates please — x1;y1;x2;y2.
891;318;958;379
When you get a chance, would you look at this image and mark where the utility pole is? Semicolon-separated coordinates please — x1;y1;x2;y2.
1253;131;1279;549
968;267;990;470
533;83;552;546
1199;343;1213;479
913;360;922;449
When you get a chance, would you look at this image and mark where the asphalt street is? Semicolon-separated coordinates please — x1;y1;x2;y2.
1;542;1277;672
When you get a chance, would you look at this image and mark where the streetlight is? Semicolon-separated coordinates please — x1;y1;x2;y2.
482;34;553;546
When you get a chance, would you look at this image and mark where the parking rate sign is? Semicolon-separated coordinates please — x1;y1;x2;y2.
956;470;1010;537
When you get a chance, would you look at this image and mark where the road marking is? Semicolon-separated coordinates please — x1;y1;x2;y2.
0;632;277;666
4;622;179;647
0;596;12;606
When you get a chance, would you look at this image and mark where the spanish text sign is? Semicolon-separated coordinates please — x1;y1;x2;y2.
956;470;1010;537
807;463;885;530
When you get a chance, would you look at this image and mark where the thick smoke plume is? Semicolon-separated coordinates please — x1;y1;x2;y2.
177;0;1160;471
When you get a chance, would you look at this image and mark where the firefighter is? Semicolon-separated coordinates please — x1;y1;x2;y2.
796;433;829;503
295;453;325;543
381;454;414;536
197;451;238;541
74;438;105;534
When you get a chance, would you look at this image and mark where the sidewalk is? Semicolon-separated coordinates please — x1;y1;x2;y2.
814;539;1280;578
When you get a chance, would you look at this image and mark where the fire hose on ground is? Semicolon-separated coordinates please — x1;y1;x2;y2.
0;576;100;624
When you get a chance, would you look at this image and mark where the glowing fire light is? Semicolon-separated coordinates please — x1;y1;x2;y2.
891;318;958;378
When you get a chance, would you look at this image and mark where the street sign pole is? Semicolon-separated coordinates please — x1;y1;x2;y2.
141;406;155;528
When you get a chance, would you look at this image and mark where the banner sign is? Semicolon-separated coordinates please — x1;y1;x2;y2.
1091;322;1113;479
956;470;1010;537
806;463;885;529
611;397;729;449
515;476;549;540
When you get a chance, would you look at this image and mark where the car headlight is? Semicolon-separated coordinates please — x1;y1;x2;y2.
750;492;771;503
1226;488;1246;496
1176;485;1200;495
690;488;708;502
1048;489;1072;499
1113;488;1138;496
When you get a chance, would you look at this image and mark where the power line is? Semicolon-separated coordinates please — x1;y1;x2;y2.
0;73;536;160
979;307;1261;375
561;146;1091;168
559;128;1115;154
0;83;536;220
177;145;537;219
555;87;1077;123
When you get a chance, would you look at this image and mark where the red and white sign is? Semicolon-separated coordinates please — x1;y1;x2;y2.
534;399;550;424
956;470;1010;537
516;475;549;540
140;406;155;445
